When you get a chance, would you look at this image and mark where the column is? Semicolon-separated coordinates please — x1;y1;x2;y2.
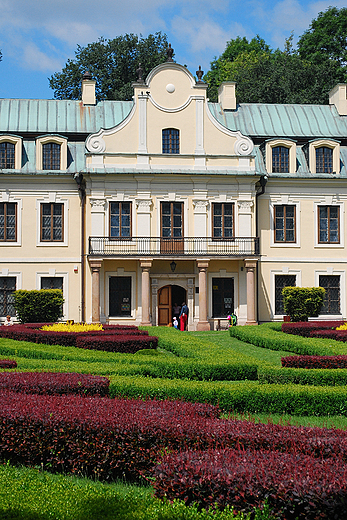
196;259;210;331
89;259;102;323
244;259;258;325
140;259;152;326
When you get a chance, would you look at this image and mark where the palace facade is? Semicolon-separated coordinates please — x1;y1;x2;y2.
1;52;347;328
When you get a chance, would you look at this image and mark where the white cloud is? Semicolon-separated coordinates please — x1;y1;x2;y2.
21;42;62;71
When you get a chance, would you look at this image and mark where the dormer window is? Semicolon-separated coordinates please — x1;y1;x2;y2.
43;143;61;170
309;140;339;174
272;146;289;173
36;135;68;171
0;136;22;169
162;128;179;154
266;139;296;174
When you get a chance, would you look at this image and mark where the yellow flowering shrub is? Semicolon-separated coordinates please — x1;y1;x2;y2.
41;323;103;332
336;323;347;331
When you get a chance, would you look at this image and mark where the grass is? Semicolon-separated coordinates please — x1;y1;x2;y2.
0;464;255;520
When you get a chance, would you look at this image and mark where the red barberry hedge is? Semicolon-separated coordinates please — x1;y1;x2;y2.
75;334;158;353
152;448;347;519
0;324;154;351
0;372;109;396
2;393;347;484
282;355;347;369
0;359;17;369
282;321;344;337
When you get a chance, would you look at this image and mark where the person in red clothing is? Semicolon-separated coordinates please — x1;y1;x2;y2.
179;302;189;331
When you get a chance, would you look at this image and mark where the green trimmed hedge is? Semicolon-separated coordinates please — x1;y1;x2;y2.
229;323;347;356
258;366;347;386
109;375;347;416
14;289;64;323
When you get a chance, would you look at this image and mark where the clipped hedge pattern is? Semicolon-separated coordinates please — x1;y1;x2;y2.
153;448;347;519
75;334;158;353
258;366;347;386
0;372;109;396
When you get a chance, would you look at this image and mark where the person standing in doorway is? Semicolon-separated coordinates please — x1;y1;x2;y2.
179;302;189;331
173;302;181;320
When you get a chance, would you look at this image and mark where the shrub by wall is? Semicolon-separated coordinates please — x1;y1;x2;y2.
282;286;325;322
152;448;347;519
14;290;64;323
0;372;109;396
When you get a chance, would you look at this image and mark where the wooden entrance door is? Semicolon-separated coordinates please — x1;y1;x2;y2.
158;285;172;326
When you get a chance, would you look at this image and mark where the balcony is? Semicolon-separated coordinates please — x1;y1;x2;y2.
88;237;260;258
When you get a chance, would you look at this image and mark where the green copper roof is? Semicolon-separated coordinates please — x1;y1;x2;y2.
208;103;347;139
0;99;134;134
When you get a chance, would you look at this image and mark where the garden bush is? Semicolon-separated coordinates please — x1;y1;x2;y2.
282;355;347;369
0;359;17;369
281;321;343;337
282;286;325;322
0;372;109;396
258;366;347;386
152;448;347;519
14;290;64;323
75;334;158;353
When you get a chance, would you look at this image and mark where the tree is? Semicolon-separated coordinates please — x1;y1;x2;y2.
205;34;345;104
205;36;271;102
298;7;347;75
49;32;170;101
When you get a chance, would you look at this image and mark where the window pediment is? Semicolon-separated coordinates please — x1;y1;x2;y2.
266;139;296;174
0;135;22;169
36;135;67;171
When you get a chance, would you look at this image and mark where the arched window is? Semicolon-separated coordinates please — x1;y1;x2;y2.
316;146;333;174
0;142;15;169
272;146;289;173
162;128;179;154
42;142;61;170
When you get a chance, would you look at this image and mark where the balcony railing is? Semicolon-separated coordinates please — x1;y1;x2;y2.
89;237;259;257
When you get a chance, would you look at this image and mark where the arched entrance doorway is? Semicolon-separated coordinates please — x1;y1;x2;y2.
158;284;186;326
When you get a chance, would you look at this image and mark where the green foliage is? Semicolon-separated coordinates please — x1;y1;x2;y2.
258;366;347;386
49;33;169;101
0;465;250;520
298;7;347;75
282;287;325;322
14;290;64;323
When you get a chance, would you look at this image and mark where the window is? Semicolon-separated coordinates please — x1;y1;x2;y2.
272;146;289;173
40;203;63;242
318;206;339;244
0;277;16;316
0;142;15;169
42;143;61;170
0;136;22;169
274;205;295;243
213;203;234;239
0;202;17;241
109;202;131;238
161;202;183;238
266;139;296;174
41;277;63;290
162;128;179;154
316;147;333;174
36;135;67;170
275;275;296;315
109;276;131;316
319;275;340;315
212;278;234;318
309;139;340;174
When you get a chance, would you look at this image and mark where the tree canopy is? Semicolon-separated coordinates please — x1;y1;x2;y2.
297;6;347;71
205;7;347;104
49;32;169;101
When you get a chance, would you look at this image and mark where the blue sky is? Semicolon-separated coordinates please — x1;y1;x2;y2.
0;0;345;100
